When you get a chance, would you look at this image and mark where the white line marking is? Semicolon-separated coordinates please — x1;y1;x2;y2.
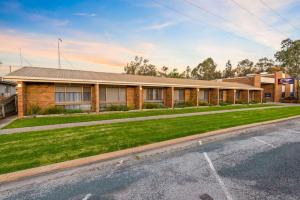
82;193;92;200
203;152;233;200
198;140;202;145
253;137;276;148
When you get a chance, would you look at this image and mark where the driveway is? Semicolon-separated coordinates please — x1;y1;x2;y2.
0;118;300;200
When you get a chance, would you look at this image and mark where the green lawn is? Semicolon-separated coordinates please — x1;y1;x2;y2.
0;106;299;174
4;104;277;129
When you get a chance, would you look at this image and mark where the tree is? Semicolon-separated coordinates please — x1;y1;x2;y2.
275;38;300;99
168;68;185;78
192;58;221;80
255;57;274;73
159;66;169;77
222;60;235;78
236;59;256;77
183;66;191;79
124;56;158;76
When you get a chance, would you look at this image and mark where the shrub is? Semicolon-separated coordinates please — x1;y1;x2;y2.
43;106;64;115
174;102;185;108
27;104;42;115
105;104;129;111
143;102;164;109
235;100;247;104
184;101;194;107
198;101;209;106
249;100;259;104
219;102;231;106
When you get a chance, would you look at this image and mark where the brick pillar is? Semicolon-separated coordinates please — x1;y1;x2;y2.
209;88;219;105
274;71;283;102
94;84;99;113
17;81;26;118
240;90;249;104
227;89;236;104
165;87;174;108
126;87;135;109
135;86;143;110
254;90;263;103
190;88;198;106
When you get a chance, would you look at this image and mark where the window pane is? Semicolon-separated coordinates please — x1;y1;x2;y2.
119;88;126;102
179;89;184;101
106;88;119;102
66;92;81;102
100;87;106;101
55;92;65;102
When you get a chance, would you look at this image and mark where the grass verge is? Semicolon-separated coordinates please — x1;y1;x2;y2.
4;104;277;129
0;106;299;174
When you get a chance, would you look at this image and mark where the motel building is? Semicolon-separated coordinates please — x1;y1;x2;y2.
221;71;298;103
3;67;265;118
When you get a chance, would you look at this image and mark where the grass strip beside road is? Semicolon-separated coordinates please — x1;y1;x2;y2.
4;104;277;129
0;106;299;175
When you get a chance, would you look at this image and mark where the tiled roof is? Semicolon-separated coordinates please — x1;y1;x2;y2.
4;67;262;90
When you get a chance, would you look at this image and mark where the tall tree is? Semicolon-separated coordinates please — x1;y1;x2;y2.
168;68;185;78
255;57;274;73
159;66;169;77
183;66;191;79
222;60;235;78
236;59;256;77
124;56;158;76
275;38;300;99
192;58;220;80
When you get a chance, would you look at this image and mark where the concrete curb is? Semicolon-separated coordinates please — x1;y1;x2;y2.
1;114;300;184
0;105;287;135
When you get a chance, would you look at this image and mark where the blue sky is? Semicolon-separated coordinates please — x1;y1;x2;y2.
0;0;299;75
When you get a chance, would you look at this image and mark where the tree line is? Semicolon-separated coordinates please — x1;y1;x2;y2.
124;38;299;81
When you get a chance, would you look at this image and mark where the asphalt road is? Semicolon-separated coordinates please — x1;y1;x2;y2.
1;118;300;200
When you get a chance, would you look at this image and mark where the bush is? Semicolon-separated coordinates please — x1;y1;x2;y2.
174;102;185;108
198;101;209;106
219;102;231;106
184;101;194;107
235;100;247;104
27;104;42;115
143;102;164;109
105;104;129;111
249;100;259;104
43;106;64;115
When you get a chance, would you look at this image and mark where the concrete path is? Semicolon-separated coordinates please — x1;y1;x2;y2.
0;105;288;135
1;118;300;200
0;115;17;129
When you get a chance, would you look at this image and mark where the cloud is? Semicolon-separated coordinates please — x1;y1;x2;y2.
74;12;97;17
140;21;176;31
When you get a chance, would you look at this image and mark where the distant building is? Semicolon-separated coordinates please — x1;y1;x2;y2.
222;72;298;102
0;79;16;101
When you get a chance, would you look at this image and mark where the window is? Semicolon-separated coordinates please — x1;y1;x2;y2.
236;90;241;100
55;85;92;103
219;90;224;102
55;86;65;102
198;89;209;102
66;86;82;102
174;89;184;103
83;87;91;102
100;87;126;104
144;88;163;101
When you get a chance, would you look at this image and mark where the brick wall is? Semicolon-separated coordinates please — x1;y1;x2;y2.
261;83;274;102
164;87;174;108
126;87;136;109
134;86;143;109
26;82;55;113
184;89;191;103
254;90;263;103
240;90;249;103
190;88;197;106
209;88;219;105
227;89;235;104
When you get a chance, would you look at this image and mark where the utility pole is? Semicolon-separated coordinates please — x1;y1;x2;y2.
19;48;23;67
58;38;62;69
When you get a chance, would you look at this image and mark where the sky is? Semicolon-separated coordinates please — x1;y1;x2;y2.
0;0;300;76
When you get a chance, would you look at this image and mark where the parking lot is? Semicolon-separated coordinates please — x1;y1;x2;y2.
1;118;300;200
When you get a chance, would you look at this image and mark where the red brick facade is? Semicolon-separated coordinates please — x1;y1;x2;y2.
209;88;219;105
